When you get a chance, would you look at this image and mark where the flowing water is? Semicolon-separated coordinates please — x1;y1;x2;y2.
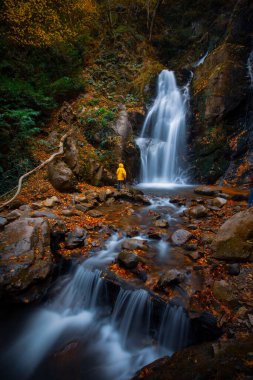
2;230;191;380
136;70;190;186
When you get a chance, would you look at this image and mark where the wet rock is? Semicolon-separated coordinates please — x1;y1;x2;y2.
6;209;22;222
227;263;240;275
157;269;185;288
65;226;87;249
171;229;192;246
148;231;162;240
0;218;53;302
0;217;7;229
88;210;104;218
194;186;219;196
153;219;169;228
48;159;78;192
211;208;253;261
32;211;59;220
122;238;148;251
210;197;227;208
213;280;235;302
188;205;208;218
44;196;60;208
134;194;151;205
118;251;140;269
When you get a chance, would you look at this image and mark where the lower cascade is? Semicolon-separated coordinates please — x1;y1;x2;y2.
136;69;190;186
3;234;190;380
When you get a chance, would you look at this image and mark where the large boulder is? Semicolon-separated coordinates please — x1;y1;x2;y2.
48;159;78;192
211;208;253;261
0;218;53;302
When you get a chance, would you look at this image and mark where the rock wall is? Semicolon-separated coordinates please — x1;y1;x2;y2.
189;0;253;184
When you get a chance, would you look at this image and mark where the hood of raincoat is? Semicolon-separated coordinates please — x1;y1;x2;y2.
119;163;124;168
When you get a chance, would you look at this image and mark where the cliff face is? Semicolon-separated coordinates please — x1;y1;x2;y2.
188;0;253;184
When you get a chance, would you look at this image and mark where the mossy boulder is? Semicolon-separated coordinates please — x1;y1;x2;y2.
211;208;253;261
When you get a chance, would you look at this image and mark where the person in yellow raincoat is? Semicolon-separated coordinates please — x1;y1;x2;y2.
116;163;126;190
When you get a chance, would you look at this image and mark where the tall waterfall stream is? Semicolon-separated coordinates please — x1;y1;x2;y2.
136;70;190;187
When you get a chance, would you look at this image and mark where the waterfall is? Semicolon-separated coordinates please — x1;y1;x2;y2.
4;234;191;380
136;70;190;186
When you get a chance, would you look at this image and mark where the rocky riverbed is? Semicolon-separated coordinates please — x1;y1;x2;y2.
0;181;252;379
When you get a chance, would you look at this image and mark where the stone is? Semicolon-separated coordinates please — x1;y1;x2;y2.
43;196;60;208
134;194;151;205
189;205;208;218
61;209;81;217
31;202;43;210
65;226;87;249
19;204;31;211
210;197;227;208
211;208;253;261
188;224;198;230
118;251;139;269
157;269;185;288
6;209;22;222
148;231;162;240
0;218;53;301
0;217;7;229
122;238;148;251
98;191;107;202
105;197;115;206
171;229;192;246
32;211;59;220
213;280;235;302
153;219;169;228
87;210;104;218
227;263;240;275
194;186;219;196
48;159;78;192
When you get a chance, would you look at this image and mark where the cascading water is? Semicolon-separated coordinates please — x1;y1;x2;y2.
136;70;190;186
3;233;191;380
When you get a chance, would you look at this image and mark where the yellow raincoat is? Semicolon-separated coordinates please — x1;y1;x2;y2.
116;163;126;181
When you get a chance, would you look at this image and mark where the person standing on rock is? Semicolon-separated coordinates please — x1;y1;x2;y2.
116;163;126;190
248;173;253;207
